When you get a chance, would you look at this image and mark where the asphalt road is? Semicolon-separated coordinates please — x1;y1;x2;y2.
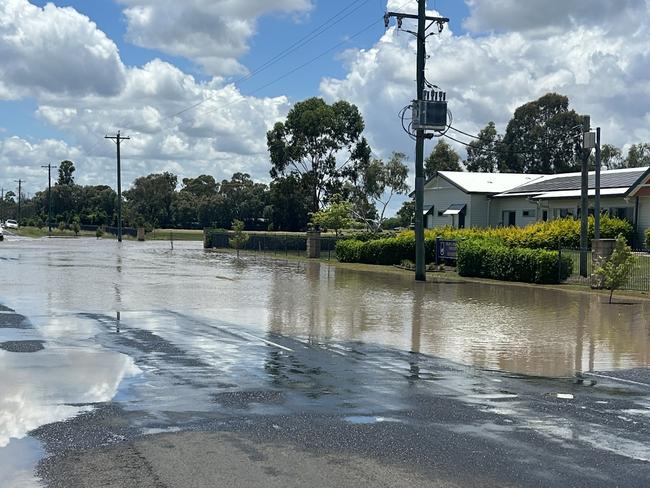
0;305;648;487
1;239;650;487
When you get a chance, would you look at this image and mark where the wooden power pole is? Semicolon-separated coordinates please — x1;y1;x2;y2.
105;131;130;242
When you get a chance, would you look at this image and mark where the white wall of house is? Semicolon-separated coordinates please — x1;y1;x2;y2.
638;196;650;246
423;178;471;228
488;197;539;227
469;194;490;228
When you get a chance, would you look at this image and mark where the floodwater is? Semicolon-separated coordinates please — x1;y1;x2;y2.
1;238;648;379
1;237;650;487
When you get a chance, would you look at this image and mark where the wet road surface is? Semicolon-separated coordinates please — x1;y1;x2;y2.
1;238;650;487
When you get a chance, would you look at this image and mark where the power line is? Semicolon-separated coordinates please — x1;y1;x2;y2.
157;0;374;124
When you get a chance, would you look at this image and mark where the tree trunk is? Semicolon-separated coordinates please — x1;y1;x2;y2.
609;289;614;304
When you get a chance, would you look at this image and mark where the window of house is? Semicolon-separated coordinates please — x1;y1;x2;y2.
554;208;574;219
522;209;536;218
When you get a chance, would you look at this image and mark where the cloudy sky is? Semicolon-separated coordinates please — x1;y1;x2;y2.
1;0;650;213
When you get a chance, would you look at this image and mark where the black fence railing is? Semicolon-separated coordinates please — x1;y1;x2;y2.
79;224;138;238
560;248;650;292
203;230;338;255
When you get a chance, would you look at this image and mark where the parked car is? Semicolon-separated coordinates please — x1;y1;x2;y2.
4;219;18;229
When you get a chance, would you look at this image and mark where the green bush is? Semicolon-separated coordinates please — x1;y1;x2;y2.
645;228;650;252
336;234;436;265
416;216;633;250
457;239;572;284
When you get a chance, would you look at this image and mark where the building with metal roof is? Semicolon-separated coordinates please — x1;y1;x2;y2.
421;167;650;245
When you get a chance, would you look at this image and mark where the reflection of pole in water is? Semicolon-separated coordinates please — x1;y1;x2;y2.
116;310;121;333
575;298;587;374
411;284;424;354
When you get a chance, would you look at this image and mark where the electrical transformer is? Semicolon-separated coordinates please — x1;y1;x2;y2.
412;91;447;131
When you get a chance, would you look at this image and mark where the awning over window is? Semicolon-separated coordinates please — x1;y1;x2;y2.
423;206;434;215
442;204;466;216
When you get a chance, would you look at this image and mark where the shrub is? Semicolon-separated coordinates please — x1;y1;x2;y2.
593;234;637;303
335;239;365;263
645;228;650;252
457;239;572;284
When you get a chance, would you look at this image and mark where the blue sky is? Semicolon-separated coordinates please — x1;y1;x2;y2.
1;0;649;212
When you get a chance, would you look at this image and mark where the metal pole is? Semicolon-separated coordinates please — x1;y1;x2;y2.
580;148;589;277
594;127;601;240
117;132;122;242
414;0;426;282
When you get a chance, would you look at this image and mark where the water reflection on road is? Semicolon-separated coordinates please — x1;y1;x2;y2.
1;238;649;379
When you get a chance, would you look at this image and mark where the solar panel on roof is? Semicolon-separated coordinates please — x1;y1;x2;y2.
501;169;646;194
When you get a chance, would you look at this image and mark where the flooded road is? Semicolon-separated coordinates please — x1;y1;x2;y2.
1;238;648;378
1;238;650;487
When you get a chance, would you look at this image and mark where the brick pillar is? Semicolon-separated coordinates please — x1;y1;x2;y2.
306;231;321;258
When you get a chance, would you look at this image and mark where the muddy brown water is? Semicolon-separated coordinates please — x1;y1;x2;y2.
1;238;648;379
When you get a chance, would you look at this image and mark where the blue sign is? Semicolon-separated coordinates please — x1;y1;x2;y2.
437;239;457;260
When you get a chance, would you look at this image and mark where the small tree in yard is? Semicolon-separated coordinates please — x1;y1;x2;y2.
310;201;353;236
229;219;249;258
71;216;81;237
594;235;637;303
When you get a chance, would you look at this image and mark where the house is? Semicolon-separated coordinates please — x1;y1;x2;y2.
421;167;650;244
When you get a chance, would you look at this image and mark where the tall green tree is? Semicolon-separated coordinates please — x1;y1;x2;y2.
57;160;76;186
424;140;462;178
625;143;650;168
396;200;415;227
352;152;410;232
600;144;625;170
124;172;177;228
267;97;371;213
501;93;583;174
268;175;311;232
465;122;502;173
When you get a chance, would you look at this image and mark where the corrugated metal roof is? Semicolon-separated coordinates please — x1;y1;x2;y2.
429;171;546;193
498;167;648;196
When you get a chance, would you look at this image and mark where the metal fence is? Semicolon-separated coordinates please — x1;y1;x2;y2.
204;230;339;260
80;224;138;238
560;248;650;292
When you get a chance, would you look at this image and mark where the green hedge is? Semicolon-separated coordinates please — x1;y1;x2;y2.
336;234;436;265
456;239;572;284
420;216;634;250
645;228;650;251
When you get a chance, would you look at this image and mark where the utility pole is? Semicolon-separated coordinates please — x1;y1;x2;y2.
41;164;57;235
0;186;4;223
105;131;130;242
385;1;449;281
15;179;23;224
579;116;591;278
594;127;601;240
